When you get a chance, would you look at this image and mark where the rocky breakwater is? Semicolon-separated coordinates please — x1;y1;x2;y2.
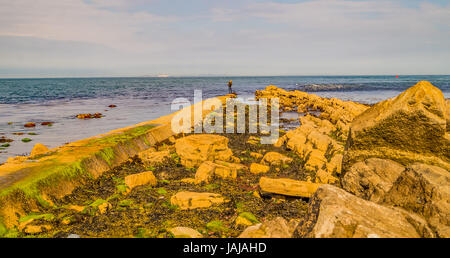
289;81;449;238
256;85;368;185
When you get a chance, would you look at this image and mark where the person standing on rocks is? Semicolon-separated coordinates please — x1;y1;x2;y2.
228;80;233;94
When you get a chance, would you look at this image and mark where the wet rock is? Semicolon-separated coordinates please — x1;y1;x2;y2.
261;152;293;166
30;143;49;158
169;227;203;238
384;163;450;238
250;163;270;174
76;113;103;119
170;191;225;210
24;122;36;128
124;171;157;192
342;158;405;202
238;217;298;238
175;134;234;168
0;136;13;143
259;177;321;198
138;150;170;166
294;185;434;238
346;81;449;170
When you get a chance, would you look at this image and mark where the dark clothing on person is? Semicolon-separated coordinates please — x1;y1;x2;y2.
228;80;233;94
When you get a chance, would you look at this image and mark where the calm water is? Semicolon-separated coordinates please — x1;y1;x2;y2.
1;75;449;162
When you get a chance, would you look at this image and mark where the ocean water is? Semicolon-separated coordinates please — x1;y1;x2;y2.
0;75;449;163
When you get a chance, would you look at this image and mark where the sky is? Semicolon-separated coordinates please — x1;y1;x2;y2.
0;0;449;77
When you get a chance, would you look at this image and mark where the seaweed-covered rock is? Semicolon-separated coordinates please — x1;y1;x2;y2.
341;158;405;202
138;149;170;166
175;134;233;168
294;185;434;238
384;163;450;238
346;81;449;170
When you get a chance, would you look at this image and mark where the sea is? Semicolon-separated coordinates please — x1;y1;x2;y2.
0;75;449;163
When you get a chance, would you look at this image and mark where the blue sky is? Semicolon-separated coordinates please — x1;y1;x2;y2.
0;0;449;77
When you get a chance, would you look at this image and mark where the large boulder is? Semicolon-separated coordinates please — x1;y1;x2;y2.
294;185;434;238
345;81;449;170
384;163;450;238
175;134;234;168
341;158;405;202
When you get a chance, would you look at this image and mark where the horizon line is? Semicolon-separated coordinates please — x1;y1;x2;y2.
0;74;449;80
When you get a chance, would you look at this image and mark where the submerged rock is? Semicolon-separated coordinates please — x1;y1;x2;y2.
24;122;36;128
294;185;434;238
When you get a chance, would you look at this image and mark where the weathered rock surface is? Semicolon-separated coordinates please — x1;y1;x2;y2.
170;191;225;210
175;134;234;168
346;81;450;170
169;227;203;238
138;149;170;166
261;152;292;166
194;161;245;184
124;171;157;192
384;163;450;237
259;177;321;198
238;217;298;238
342;158;405;202
294;185;434;238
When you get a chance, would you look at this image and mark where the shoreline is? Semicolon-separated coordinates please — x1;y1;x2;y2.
0;82;448;238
